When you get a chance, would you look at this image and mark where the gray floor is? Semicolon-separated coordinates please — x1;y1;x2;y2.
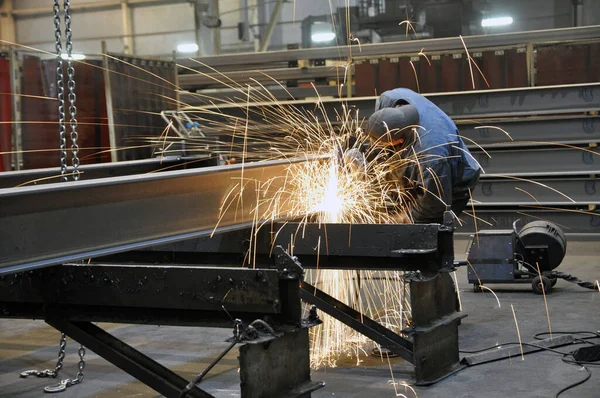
0;239;598;398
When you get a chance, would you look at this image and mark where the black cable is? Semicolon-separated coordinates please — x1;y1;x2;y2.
459;331;600;397
555;356;593;398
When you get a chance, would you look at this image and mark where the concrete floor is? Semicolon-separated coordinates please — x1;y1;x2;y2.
0;239;598;398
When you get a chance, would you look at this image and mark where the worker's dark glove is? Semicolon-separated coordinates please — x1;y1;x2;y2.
342;148;367;176
366;105;420;146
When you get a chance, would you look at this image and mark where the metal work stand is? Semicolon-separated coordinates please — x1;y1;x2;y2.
0;256;324;398
99;211;464;385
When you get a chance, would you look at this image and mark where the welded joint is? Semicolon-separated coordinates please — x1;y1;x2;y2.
272;245;304;280
402;312;466;336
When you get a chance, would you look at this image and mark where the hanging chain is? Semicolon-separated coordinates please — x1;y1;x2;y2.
20;2;85;392
63;0;80;180
42;345;86;393
53;0;68;182
19;333;67;379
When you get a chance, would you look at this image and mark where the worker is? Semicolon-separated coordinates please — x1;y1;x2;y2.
366;88;481;224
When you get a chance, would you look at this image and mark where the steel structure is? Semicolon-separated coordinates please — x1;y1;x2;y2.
0;211;464;390
190;83;600;121
178;26;600;70
0;157;322;275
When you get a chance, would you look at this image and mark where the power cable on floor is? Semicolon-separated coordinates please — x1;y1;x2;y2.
458;331;600;397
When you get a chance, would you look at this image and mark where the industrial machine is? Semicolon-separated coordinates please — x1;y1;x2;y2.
465;220;567;294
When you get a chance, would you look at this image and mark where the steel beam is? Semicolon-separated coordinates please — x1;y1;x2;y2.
471;147;600;176
472;177;600;206
179;85;350;105
0;157;317;275
457;115;600;148
0;264;282;317
192;83;600;123
178;65;347;89
46;320;212;398
98;221;455;273
178;26;600;69
0;156;216;188
455;208;600;236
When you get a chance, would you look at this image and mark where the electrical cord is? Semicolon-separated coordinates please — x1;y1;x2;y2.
459;331;600;397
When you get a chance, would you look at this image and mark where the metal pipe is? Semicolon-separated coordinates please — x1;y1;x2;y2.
211;0;221;55
258;0;284;52
121;1;135;55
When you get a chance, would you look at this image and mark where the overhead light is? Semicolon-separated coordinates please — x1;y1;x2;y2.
177;43;199;53
481;16;514;27
60;53;86;60
311;32;336;43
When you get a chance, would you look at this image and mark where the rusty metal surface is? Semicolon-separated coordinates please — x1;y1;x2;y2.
0;54;11;171
354;62;377;97
536;43;598;86
19;56;110;170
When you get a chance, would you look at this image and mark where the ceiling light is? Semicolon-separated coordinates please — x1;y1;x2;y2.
311;32;336;43
481;16;514;27
177;43;199;53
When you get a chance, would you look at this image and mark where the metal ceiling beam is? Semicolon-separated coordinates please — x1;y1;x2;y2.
0;157;318;275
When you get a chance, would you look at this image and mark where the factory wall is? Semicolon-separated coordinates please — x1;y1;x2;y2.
9;0;598;58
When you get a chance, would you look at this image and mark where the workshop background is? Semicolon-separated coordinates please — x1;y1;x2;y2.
0;1;599;398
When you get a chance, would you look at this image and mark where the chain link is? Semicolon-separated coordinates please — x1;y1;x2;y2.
20;2;85;392
53;0;68;182
63;0;80;180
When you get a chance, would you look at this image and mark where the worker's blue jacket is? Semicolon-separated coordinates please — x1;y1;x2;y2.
375;88;481;222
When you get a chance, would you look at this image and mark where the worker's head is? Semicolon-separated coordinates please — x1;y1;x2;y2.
366;104;420;149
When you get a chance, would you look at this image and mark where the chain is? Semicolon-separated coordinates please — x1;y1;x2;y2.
63;0;80;180
53;0;67;181
19;2;85;392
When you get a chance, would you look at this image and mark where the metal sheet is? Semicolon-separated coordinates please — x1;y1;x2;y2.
0;157;317;275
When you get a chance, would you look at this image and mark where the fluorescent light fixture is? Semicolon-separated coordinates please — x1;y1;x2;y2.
311;32;336;43
60;53;86;60
177;43;199;53
481;16;513;27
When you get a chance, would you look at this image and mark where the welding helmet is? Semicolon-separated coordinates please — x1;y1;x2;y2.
366;104;420;148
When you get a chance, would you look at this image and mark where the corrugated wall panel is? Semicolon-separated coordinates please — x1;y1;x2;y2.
0;55;11;171
20;56;109;170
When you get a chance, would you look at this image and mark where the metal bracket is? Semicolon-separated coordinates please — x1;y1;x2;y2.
272;245;305;280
